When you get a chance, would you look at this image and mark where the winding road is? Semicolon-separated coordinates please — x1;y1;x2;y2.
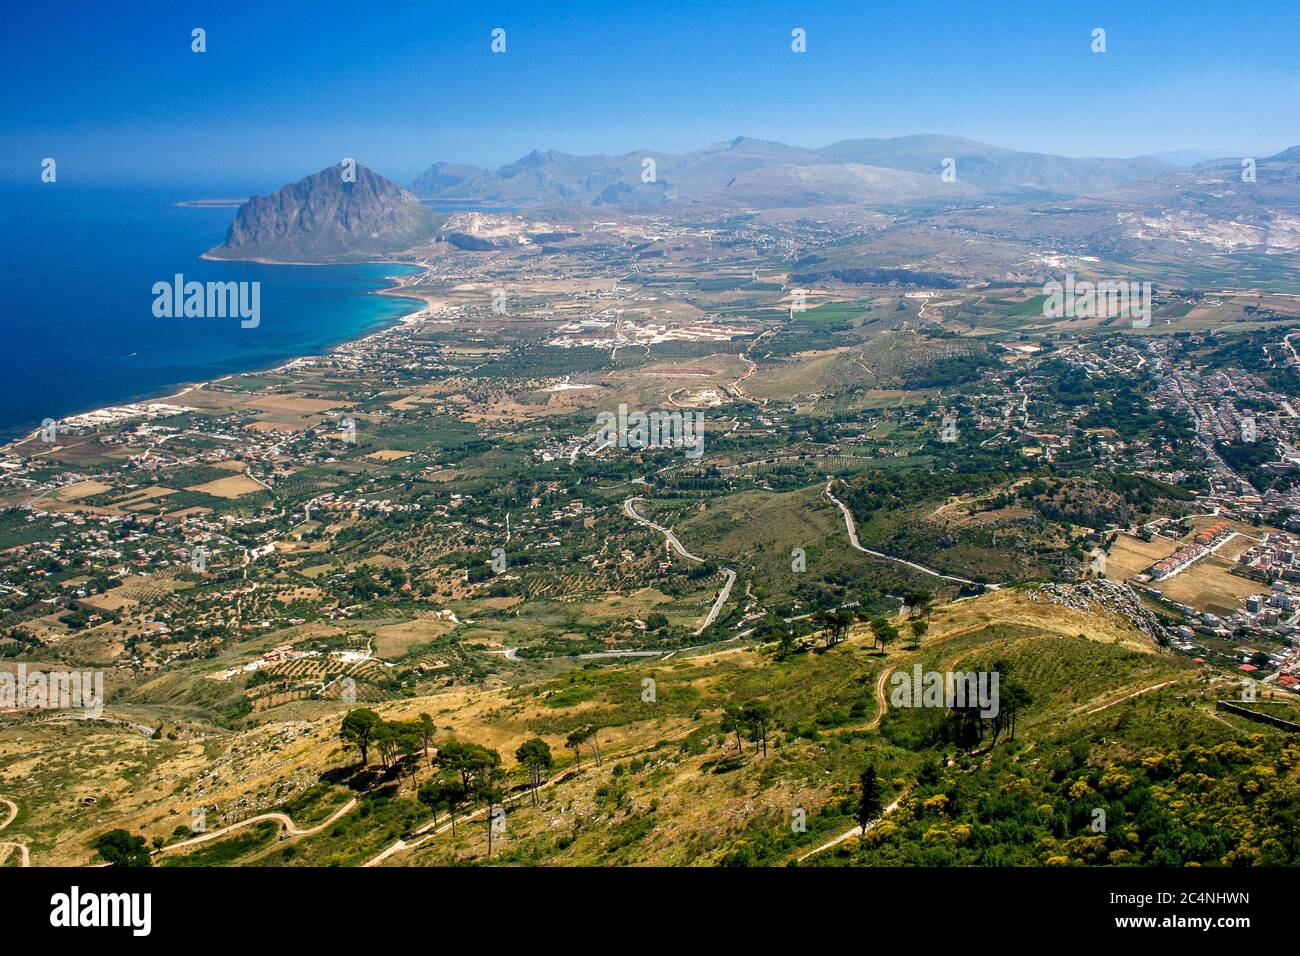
824;480;999;590
623;497;737;635
0;797;29;867
157;797;357;856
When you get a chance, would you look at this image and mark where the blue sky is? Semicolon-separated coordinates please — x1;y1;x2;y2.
3;0;1298;190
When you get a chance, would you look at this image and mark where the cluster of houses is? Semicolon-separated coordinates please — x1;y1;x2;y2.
212;643;320;680
1149;522;1235;580
1236;531;1300;581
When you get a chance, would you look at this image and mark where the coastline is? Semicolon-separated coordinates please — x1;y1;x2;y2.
1;259;429;453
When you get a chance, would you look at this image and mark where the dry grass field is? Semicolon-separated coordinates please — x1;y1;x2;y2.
185;474;265;499
1156;557;1263;615
1103;533;1178;579
365;449;416;461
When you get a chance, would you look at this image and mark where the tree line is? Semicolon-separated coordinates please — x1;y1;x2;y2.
340;708;557;855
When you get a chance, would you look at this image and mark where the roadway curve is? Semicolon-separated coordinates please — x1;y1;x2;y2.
624;497;736;635
794;664;903;862
824;480;999;590
795;616;1028;861
157;797;357;856
0;797;29;866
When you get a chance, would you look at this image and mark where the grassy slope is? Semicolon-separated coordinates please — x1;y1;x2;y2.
4;587;1295;867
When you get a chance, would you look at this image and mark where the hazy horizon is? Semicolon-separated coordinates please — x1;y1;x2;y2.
3;0;1297;190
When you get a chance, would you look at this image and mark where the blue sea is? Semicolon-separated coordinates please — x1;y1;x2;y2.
0;184;421;441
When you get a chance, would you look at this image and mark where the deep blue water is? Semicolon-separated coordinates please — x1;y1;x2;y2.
0;185;421;441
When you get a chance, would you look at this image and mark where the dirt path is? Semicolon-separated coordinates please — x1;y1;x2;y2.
867;664;896;730
364;723;702;867
795;796;903;862
727;354;760;402
792;659;907;862
156;797;357;855
794;615;1097;863
1077;679;1184;716
0;797;29;867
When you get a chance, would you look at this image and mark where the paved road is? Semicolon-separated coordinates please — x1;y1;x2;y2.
824;480;998;590
624;497;704;562
624;496;737;635
697;568;737;635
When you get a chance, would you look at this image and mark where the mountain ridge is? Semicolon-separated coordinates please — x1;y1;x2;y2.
411;133;1185;206
208;163;437;263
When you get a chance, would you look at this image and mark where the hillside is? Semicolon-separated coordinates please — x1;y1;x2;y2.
207;163;437;262
4;586;1293;868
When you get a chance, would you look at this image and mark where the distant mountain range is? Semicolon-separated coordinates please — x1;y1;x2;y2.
207;136;1300;263
411;134;1177;207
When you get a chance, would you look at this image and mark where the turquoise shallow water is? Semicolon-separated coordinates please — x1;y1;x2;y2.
0;184;421;441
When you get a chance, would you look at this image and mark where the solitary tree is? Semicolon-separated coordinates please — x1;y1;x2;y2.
875;620;897;654
908;618;928;649
565;729;586;769
94;829;152;868
340;708;382;767
720;704;746;753
742;702;772;757
473;756;506;857
415;713;437;769
573;725;601;766
515;738;554;805
856;765;883;835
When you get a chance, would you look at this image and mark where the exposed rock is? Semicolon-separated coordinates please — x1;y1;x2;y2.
208;163;436;262
1026;579;1169;643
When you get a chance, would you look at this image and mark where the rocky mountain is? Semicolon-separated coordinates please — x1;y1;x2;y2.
1094;144;1300;252
410;134;1177;208
208;163;437;262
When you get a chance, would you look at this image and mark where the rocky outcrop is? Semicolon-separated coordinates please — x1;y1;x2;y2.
208;163;436;262
1026;580;1169;643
